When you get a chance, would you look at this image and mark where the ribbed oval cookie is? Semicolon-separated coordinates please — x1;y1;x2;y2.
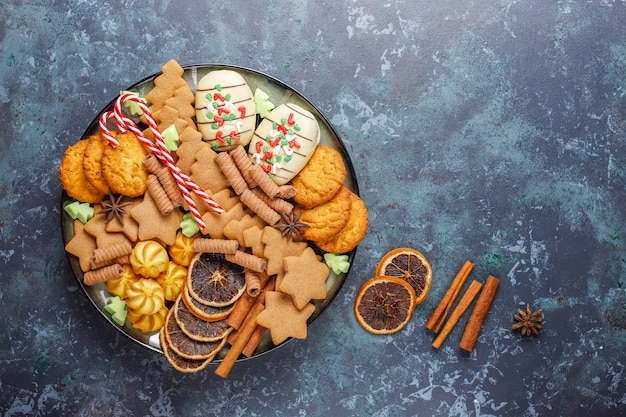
297;186;352;242
101;132;149;197
290;145;347;209
59;139;106;204
249;103;321;185
195;70;256;151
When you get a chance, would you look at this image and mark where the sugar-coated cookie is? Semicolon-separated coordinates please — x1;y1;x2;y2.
195;70;256;151
59;139;106;204
296;186;352;242
248;103;321;185
101;132;149;197
82;132;111;195
290;145;347;209
316;191;368;253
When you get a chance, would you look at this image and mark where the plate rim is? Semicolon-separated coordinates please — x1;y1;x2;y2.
61;62;360;363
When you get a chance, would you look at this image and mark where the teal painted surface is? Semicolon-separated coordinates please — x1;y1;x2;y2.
1;1;625;416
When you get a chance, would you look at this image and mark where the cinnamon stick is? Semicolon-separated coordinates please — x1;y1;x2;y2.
227;272;272;330
425;260;474;333
432;280;482;349
242;324;268;357
459;275;500;352
215;301;265;378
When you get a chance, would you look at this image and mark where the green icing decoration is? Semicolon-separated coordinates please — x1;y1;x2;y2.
294;125;301;131
161;124;179;151
225;93;231;101
254;88;276;118
120;90;143;115
323;253;351;274
215;84;222;91
284;155;292;162
104;296;127;326
180;213;200;237
64;201;94;223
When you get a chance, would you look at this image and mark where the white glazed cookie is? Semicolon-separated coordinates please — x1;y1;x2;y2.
248;103;321;185
195;70;256;151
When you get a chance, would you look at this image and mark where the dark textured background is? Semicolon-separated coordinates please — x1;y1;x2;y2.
1;1;625;416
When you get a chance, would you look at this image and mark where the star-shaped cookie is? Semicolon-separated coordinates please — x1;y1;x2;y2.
261;226;307;277
277;247;330;309
255;291;316;345
65;220;97;272
130;192;183;245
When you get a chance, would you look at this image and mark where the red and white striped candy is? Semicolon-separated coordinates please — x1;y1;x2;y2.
98;93;223;230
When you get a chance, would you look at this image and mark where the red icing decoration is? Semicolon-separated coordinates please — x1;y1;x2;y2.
213;93;225;101
289;140;301;148
238;106;246;118
287;113;295;125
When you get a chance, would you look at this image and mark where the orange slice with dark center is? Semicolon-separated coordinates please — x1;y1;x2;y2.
187;252;246;307
354;276;417;334
163;307;228;360
160;327;213;373
375;247;432;305
173;297;232;342
181;283;234;322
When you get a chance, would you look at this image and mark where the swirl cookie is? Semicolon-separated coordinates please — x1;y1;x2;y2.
248;103;321;185
195;70;256;151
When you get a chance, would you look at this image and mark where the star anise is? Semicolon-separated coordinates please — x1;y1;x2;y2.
98;192;132;225
275;211;308;242
512;303;544;337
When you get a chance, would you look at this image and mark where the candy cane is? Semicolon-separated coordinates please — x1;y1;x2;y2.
98;93;223;230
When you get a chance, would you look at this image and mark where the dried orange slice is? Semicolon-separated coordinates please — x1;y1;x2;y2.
187;252;246;307
375;247;432;305
354;276;417;334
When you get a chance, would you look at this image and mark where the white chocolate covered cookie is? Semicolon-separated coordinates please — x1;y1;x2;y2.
195;70;256;151
248;103;321;185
